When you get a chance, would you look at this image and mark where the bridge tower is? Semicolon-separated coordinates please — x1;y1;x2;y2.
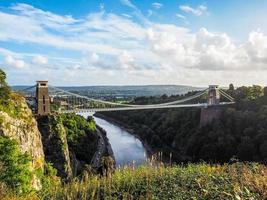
200;85;222;126
208;85;220;105
36;81;51;115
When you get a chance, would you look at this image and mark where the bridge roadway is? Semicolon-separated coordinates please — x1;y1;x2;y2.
61;102;235;113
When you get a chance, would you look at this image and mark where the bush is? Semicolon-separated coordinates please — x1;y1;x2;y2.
0;136;32;193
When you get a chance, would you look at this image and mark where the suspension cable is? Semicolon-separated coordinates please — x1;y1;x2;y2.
219;91;234;102
219;89;234;102
49;86;208;107
19;85;36;92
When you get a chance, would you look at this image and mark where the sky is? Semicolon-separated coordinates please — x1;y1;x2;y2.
0;0;267;86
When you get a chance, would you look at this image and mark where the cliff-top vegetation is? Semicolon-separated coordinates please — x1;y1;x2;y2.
1;162;267;200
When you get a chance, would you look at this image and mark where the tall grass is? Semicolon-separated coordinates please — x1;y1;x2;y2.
1;163;266;200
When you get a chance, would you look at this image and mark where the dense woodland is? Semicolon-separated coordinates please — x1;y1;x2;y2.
101;84;267;164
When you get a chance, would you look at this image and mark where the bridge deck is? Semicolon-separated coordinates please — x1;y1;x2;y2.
61;102;235;113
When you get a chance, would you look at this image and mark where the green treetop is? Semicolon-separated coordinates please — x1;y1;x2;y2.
0;68;11;99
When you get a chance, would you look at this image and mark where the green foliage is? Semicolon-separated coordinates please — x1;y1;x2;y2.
0;69;26;119
59;114;98;165
229;83;234;91
264;87;267;97
0;68;6;82
0;136;32;193
102;85;267;164
50;104;60;112
2;163;267;199
0;68;11;100
39;162;61;194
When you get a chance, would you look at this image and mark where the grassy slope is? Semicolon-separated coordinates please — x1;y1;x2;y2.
2;163;266;200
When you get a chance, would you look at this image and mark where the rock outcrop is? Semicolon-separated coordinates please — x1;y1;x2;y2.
0;97;45;190
37;115;73;181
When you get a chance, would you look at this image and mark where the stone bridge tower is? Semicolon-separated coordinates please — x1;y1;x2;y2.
36;81;51;115
200;85;222;127
208;85;220;105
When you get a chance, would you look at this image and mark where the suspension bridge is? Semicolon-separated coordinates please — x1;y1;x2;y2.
17;81;235;116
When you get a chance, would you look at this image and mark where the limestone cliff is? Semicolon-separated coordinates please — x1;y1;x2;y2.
37;115;73;181
0;94;45;189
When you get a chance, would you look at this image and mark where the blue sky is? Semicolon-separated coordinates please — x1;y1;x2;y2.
0;0;267;86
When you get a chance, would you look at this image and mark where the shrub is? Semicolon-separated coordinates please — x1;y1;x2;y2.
0;136;32;193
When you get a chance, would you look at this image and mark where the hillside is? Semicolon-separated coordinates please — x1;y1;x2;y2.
100;85;267;164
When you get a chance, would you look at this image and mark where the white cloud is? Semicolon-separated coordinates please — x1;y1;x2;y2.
32;55;48;65
4;55;25;69
121;13;132;18
245;31;267;64
118;51;135;69
120;0;137;10
179;5;208;16
176;14;186;20
0;3;267;86
152;2;163;9
11;3;78;30
120;0;149;24
90;53;99;63
0;47;16;57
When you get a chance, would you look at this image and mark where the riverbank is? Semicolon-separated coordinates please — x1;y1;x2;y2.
96;124;115;163
94;113;154;157
90;124;115;169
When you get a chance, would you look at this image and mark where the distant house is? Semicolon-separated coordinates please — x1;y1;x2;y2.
53;99;69;107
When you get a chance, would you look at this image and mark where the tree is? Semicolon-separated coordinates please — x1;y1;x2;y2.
248;85;263;100
259;140;267;162
229;83;234;91
0;69;6;86
264;87;267;97
237;137;257;161
0;68;11;99
0;136;32;193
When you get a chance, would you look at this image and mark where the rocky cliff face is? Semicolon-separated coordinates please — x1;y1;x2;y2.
37;115;73;181
0;97;45;190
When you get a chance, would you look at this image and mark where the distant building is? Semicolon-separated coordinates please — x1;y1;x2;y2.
54;99;69;107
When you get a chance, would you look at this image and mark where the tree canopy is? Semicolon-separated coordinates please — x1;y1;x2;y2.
101;85;267;164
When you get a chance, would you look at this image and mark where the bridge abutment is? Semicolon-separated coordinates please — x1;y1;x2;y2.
200;85;222;127
200;106;222;127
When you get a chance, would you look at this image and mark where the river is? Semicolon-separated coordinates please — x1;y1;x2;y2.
79;112;147;167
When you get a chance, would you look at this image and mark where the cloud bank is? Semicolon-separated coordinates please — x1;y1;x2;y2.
0;3;266;86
